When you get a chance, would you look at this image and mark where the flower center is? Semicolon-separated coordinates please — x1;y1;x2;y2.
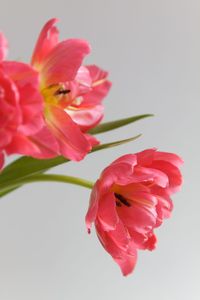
114;193;131;207
41;84;71;107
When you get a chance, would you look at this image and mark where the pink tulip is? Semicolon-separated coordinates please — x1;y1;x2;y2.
0;33;51;167
31;19;111;161
86;149;183;276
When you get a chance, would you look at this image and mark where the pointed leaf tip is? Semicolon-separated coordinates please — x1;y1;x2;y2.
89;114;154;135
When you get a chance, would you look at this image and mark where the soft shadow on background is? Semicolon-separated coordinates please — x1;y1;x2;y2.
0;0;199;299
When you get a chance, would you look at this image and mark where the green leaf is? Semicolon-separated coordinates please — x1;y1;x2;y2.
0;186;20;198
92;134;141;152
89;114;153;135
0;134;141;195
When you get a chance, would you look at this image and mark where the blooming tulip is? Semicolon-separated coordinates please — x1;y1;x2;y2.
86;149;183;276
31;19;111;161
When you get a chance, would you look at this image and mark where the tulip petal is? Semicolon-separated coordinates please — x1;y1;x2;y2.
86;180;100;232
31;18;59;67
0;129;13;148
0;32;8;61
98;192;119;231
136;148;157;166
66;104;104;131
128;228;157;250
151;161;183;193
84;134;100;148
96;221;137;276
46;105;91;161
83;65;112;105
2;61;40;90
116;199;157;235
6;128;59;159
135;166;169;188
41;39;91;86
154;151;183;168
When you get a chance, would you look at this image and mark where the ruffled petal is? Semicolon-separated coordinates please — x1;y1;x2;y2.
136;148;157;166
66;104;104;131
82;65;112;105
128;228;157;250
75;66;92;94
151;160;183;193
135;166;169;188
154;151;183;168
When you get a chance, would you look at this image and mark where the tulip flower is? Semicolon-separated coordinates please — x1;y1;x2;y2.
86;149;183;276
30;19;111;161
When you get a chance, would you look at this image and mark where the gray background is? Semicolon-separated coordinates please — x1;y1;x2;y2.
0;0;199;299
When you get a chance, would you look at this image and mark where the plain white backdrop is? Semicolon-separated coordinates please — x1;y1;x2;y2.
0;0;199;299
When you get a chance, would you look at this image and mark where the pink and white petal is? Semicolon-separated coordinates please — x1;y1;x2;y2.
66;104;104;131
46;105;91;161
75;66;92;94
42;39;91;86
97;192;119;231
31;18;59;67
0;32;8;61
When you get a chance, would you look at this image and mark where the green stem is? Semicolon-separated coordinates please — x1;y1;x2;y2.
21;174;94;190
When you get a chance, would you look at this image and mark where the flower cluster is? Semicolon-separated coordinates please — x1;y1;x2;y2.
0;18;111;168
0;19;183;276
